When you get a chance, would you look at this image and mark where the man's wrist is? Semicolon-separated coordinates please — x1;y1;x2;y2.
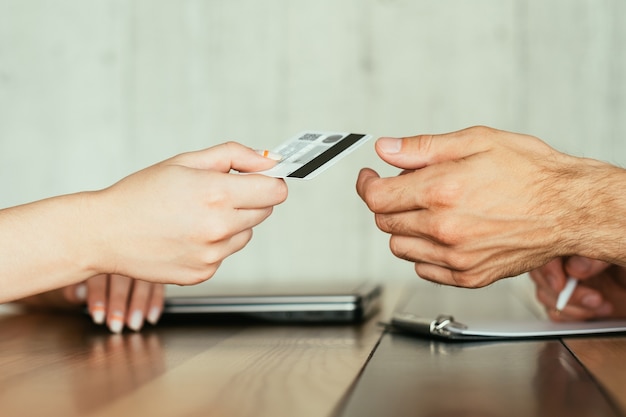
563;158;626;264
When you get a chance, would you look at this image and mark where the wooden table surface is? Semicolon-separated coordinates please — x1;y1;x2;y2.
565;337;626;414
2;286;626;417
0;309;386;417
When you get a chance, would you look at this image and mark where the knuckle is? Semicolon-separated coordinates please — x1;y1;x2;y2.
202;215;248;243
389;236;412;261
413;263;429;281
205;185;229;207
430;217;461;245
466;125;496;138
201;248;225;266
469;125;490;134
424;180;461;208
205;222;232;242
443;252;475;272
374;214;393;233
202;228;254;263
223;141;242;153
188;266;219;285
464;125;501;149
411;134;436;156
363;181;388;213
449;270;484;289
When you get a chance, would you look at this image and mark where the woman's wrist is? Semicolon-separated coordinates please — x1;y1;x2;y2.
71;189;114;279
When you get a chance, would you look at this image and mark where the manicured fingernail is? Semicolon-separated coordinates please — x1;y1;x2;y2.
75;284;87;301
91;302;106;324
255;149;283;161
147;306;162;325
128;310;144;332
581;293;602;308
108;310;125;334
377;137;402;154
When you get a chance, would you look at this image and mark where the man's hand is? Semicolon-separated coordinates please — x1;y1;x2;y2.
357;126;608;287
530;257;626;321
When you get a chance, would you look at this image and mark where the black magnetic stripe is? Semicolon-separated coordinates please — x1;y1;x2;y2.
287;133;366;178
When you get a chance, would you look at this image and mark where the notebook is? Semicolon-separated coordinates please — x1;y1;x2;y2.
389;278;626;341
163;281;382;323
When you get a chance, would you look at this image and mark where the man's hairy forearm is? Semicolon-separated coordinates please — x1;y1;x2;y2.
567;159;626;266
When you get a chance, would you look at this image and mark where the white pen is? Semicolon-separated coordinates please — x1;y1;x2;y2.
555;277;578;313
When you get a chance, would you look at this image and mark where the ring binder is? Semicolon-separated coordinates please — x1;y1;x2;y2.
390;310;626;341
388;281;626;341
390;312;469;339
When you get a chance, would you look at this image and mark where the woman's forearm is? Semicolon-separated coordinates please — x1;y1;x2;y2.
0;191;100;302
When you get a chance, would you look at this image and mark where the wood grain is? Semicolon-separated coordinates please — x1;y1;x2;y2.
564;337;626;415
0;312;383;417
0;287;402;417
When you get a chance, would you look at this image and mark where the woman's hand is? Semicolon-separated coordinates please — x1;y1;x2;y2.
0;141;287;302
85;274;164;333
89;142;288;287
15;275;164;333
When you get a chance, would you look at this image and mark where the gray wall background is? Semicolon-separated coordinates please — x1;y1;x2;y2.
1;1;624;294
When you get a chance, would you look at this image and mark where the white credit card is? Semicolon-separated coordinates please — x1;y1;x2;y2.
256;131;372;179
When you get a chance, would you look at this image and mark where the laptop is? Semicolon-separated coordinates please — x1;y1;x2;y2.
162;281;383;323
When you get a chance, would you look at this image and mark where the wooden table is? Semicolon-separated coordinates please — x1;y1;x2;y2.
2;287;626;417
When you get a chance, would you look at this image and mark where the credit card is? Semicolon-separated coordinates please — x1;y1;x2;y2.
255;131;372;179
